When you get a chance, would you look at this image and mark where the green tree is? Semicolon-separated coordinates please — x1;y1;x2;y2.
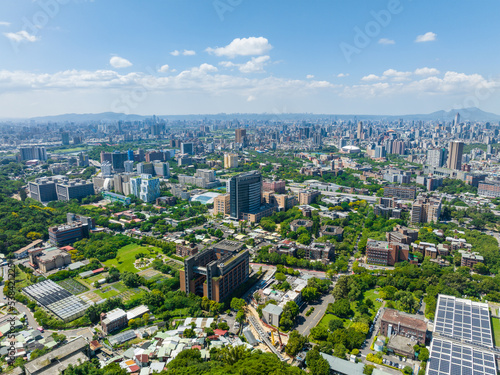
230;297;246;311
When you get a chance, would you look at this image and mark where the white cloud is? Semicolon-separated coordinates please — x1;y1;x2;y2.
306;75;315;79
4;30;38;42
308;80;334;88
361;74;384;82
110;56;132;69
378;38;395;45
0;22;10;27
219;56;270;74
170;49;196;56
414;67;440;76
337;73;349;78
158;64;169;73
415;32;437;43
383;69;412;82
247;95;256;102
238;56;270;73
343;71;498;99
206;37;272;58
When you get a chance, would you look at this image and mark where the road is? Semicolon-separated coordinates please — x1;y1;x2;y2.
295;292;335;336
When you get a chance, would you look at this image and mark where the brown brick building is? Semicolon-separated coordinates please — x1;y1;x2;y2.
176;241;199;257
379;308;427;345
366;239;409;266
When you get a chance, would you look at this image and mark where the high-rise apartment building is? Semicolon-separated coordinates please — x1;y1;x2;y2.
229;171;262;219
410;195;442;224
101;161;112;176
213;194;230;215
427;148;447;168
19;146;47;161
447;141;464;171
130;174;160;203
235;128;247;145
224;153;239;169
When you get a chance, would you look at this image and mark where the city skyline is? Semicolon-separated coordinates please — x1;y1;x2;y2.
1;1;500;118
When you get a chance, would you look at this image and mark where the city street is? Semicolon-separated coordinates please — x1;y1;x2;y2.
295;292;334;336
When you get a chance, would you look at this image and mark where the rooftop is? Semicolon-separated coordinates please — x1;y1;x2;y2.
24;337;87;374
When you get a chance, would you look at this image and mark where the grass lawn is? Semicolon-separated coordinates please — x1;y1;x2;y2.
316;313;351;331
112;282;128;293
95;286;120;299
103;244;161;273
491;317;500;347
51;147;88;154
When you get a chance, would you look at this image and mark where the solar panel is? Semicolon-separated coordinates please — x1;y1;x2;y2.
428;339;497;375
434;295;493;347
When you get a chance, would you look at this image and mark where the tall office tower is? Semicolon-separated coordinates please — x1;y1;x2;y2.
110;151;128;172
338;137;348;148
299;127;310;139
181;142;194;155
447;141;464;170
224;153;239;169
137;162;155;175
127;149;134;161
427;148;447;168
19;146;48;161
229;171;262;219
124;160;134;173
454;112;461;127
357;121;363;139
61;132;70;145
313;133;322;146
153;162;170;177
374;145;386;158
101;161;113;176
235;128;247;145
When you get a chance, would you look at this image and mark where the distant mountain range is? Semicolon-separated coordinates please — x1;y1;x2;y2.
2;107;500;123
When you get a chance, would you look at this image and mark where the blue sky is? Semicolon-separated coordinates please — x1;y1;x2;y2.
1;0;499;117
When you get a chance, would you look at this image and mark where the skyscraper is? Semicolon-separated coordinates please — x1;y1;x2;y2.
454;112;461;127
61;132;70;145
357;121;363;139
447;141;464;170
181;142;194;155
229;171;262;219
427;148;447;168
235;128;247;145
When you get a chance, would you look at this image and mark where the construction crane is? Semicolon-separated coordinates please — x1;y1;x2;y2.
276;328;283;349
